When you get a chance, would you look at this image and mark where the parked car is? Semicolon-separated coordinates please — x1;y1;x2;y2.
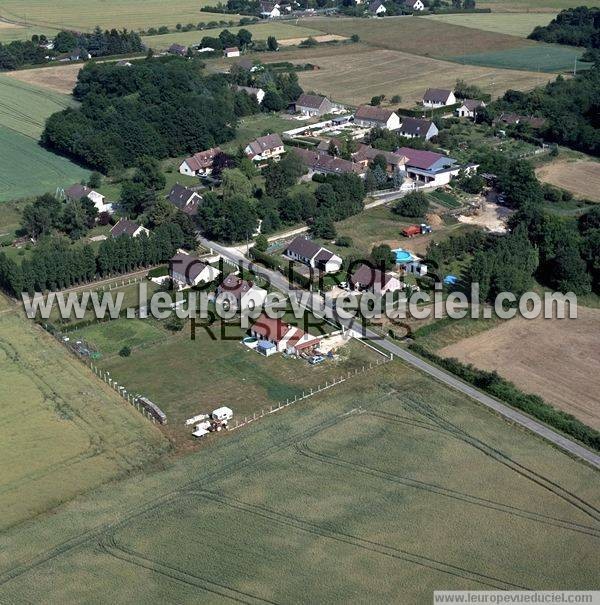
309;355;325;365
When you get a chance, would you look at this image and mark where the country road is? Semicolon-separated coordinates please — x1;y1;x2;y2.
198;233;600;470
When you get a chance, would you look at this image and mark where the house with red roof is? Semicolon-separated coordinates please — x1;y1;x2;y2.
179;147;221;176
250;314;320;354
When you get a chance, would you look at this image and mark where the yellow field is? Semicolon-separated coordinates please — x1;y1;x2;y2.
426;12;556;37
261;46;555;106
536;159;600;202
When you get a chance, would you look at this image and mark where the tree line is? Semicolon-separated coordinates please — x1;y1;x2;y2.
529;7;600;50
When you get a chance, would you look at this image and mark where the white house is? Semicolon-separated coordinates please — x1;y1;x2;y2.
284;236;342;273
250;314;320;354
224;47;240;58
369;0;387;15
110;219;149;238
179;147;221;176
236;85;266;105
396;147;477;187
245;133;285;162
398;117;439;141
167;184;202;216
169;252;221;290
456;99;486;119
403;0;425;10
422;88;457;108
354;105;400;130
65;183;112;214
350;264;403;296
295;93;335;117
216;274;267;312
260;1;281;17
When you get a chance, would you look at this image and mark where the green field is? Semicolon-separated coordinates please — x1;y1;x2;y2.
426;12;556;37
0;75;89;202
222;112;295;153
143;23;323;51
1;362;598;602
452;44;588;72
0;297;167;530
478;0;600;11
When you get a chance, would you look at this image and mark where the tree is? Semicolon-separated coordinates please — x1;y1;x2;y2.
262;89;285;111
371;244;395;270
254;233;269;252
311;214;336;240
222;168;253;201
146;198;175;227
267;36;278;51
121;180;150;217
54;30;77;53
547;244;592;295
393;191;429;217
263;153;306;198
132;156;166;191
391;94;401;104
88;171;102;189
21;194;62;239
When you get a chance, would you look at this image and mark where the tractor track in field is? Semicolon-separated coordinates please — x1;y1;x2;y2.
99;534;280;605
189;490;530;591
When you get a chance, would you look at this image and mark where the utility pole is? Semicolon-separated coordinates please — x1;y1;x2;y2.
574;57;577;76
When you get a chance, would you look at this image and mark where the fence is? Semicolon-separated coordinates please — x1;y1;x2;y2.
228;355;391;432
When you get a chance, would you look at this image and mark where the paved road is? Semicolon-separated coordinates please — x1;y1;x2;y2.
198;234;600;469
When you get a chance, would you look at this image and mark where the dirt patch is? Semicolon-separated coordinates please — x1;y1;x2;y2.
536;159;600;202
0;20;20;29
426;213;443;227
278;34;347;46
439;307;600;430
5;63;81;94
457;200;512;233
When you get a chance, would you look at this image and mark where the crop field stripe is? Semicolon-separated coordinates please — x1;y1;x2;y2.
190;490;530;591
396;395;600;522
100;534;279;605
294;436;600;539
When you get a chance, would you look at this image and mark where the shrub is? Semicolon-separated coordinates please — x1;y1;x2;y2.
335;236;353;247
393;191;429;217
119;346;131;357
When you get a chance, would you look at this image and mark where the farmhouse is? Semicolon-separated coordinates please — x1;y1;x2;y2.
285;236;343;273
295;93;334;117
398;117;438;141
236;85;266;104
422;88;457;108
403;0;425;10
457;99;486;119
110;219;149;238
350;264;403;296
167;184;202;216
216;274;267;311
494;113;546;129
224;47;240;58
291;147;364;177
169;252;220;290
236;58;260;72
245;133;285;162
354;105;400;130
250;314;320;354
369;0;387;15
179;147;222;176
351;144;407;174
260;1;281;18
65;184;112;213
397;147;473;186
168;43;188;56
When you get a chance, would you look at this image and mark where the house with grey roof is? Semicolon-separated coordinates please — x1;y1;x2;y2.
396;147;476;187
65;183;112;213
291;147;364;178
169;252;221;290
354;105;400;130
245;133;285;162
403;0;425;11
168;43;188;56
167;184;202;216
235;85;265;104
369;0;387;15
110;218;149;238
295;93;334;117
456;99;486;119
398;117;439;141
422;88;457;108
351;144;407;174
350;264;403;296
284;236;342;273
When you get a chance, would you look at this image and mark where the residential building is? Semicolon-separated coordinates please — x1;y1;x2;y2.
224;47;240;58
216;274;268;311
369;0;387;15
422;88;457;108
245;133;285;162
456;99;486;119
65;184;112;213
396;147;475;187
284;236;343;273
354;105;400;130
403;0;425;10
316;137;344;154
167;184;202;216
350;264;403;296
236;58;260;72
351;144;407;174
398;117;438;141
259;1;281;18
168;43;188;56
493;113;546;129
235;85;266;105
110;219;149;238
179;147;222;176
250;314;320;354
291;147;364;177
169;252;220;290
294;93;334;117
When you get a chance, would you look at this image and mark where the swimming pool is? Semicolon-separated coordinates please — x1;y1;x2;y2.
393;248;413;263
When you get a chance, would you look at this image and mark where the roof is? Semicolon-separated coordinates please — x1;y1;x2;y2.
236;85;263;98
316;137;343;152
65;183;93;200
396;147;457;171
495;113;546;129
461;99;484;111
286;235;322;259
170;253;209;283
350;264;395;288
167;184;201;215
182;147;221;172
423;88;453;104
354;105;396;123
292;147;364;175
236;58;254;70
168;43;187;54
369;0;386;9
246;133;284;157
351;144;407;166
251;314;291;342
296;93;328;110
399;117;435;137
110;218;142;237
217;274;254;301
225;46;239;53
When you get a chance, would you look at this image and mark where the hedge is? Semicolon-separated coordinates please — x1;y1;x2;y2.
397;103;461;118
410;342;600;452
